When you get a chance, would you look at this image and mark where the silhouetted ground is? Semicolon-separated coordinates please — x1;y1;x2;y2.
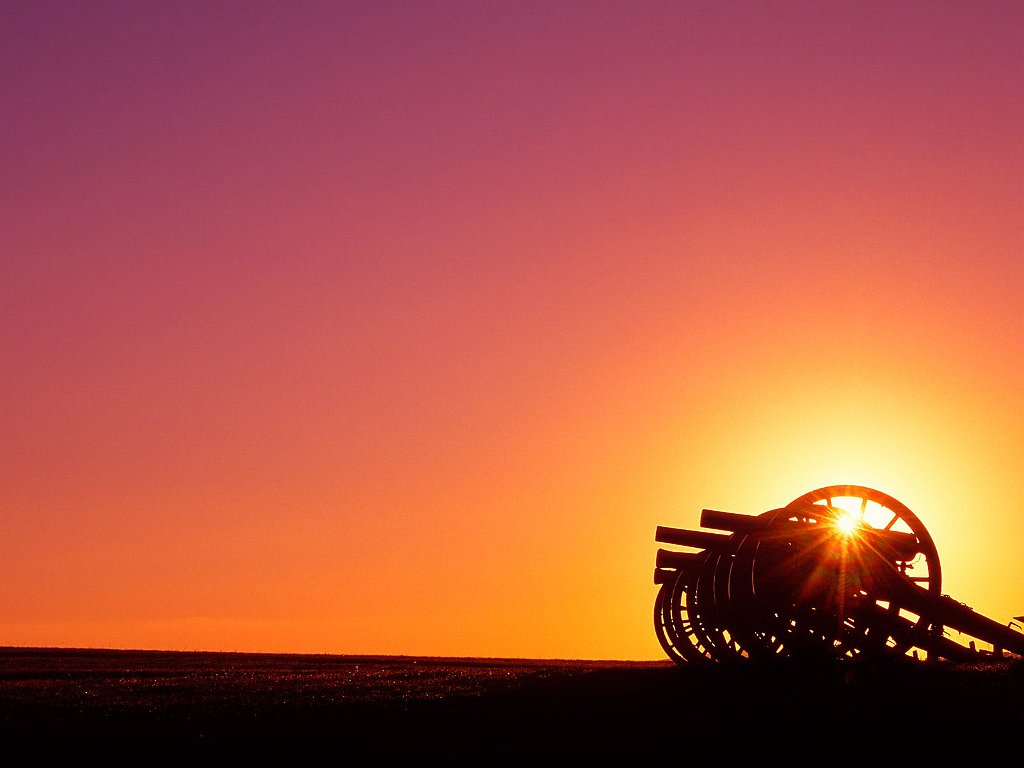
1;647;1021;763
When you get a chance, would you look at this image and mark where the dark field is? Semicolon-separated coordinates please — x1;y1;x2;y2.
2;647;1022;763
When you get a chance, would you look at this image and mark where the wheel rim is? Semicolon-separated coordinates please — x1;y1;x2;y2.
783;485;942;661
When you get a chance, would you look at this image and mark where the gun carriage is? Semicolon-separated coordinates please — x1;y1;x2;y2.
654;485;1024;664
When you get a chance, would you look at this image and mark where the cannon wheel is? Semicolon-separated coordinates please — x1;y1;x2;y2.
654;556;723;664
724;504;830;662
654;569;704;664
692;548;754;663
788;485;941;594
786;485;943;661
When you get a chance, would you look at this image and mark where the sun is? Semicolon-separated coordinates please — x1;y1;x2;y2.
834;512;859;536
824;496;867;536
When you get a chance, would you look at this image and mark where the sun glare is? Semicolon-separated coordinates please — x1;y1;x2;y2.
820;495;868;536
834;513;859;536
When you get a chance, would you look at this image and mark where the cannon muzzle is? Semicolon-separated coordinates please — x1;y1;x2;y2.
655;525;731;550
655;548;704;572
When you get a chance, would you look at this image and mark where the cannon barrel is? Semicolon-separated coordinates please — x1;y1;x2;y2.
699;508;762;533
700;508;922;560
655;548;704;572
654;525;731;550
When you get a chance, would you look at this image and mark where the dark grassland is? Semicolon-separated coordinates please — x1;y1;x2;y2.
1;647;1021;763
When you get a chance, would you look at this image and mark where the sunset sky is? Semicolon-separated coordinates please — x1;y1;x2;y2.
3;2;1023;660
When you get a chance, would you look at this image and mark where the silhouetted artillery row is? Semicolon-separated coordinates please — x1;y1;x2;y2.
654;485;1024;664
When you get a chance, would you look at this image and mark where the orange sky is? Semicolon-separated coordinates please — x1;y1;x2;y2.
3;2;1023;660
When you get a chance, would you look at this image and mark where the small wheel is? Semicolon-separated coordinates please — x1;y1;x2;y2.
654;571;693;665
690;549;750;662
654;556;719;664
725;508;806;662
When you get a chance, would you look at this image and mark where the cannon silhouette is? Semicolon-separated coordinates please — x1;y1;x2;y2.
654;485;1024;664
